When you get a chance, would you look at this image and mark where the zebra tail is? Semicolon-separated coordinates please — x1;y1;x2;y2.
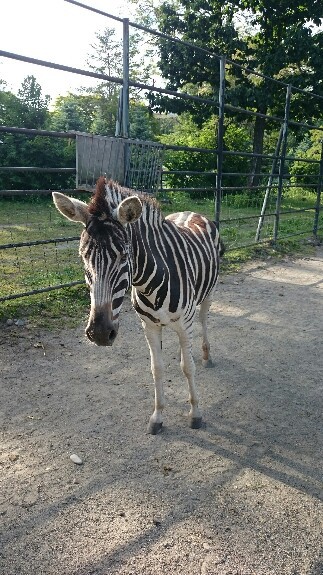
219;237;226;257
212;220;225;257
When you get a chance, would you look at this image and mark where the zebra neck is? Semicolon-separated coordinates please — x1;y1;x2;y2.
130;207;168;296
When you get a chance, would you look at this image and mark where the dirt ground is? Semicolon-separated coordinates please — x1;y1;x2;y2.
1;248;323;575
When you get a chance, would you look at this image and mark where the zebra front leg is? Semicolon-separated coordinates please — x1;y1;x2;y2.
178;327;202;429
199;295;214;368
143;323;165;435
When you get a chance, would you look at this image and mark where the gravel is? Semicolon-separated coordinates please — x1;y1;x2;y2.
1;247;322;575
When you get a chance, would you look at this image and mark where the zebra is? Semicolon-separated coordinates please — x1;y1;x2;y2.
52;176;223;434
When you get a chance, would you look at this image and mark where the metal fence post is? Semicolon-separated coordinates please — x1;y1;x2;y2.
273;84;292;243
215;56;226;229
75;133;79;188
122;18;130;139
255;125;283;241
313;140;323;239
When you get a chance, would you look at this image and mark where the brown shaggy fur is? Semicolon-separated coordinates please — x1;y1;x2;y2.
89;177;162;220
89;177;110;218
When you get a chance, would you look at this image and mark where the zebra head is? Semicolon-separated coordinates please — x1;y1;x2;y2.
52;178;142;347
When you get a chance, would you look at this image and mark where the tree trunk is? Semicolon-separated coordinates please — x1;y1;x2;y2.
249;111;267;189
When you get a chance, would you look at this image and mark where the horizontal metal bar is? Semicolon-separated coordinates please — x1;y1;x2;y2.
223;228;313;251
222;185;277;190
276;229;314;239
220;206;315;224
222;183;317;190
0;280;85;302
163;144;217;154
224;103;284;123
223;149;320;164
65;0;221;61
160;187;215;192
0;189;87;196
0;127;165;150
288;120;323;131
221;184;317;192
285;155;321;164
224;237;273;251
222;150;278;160
225;104;323;131
0;167;76;173
0;50;216;107
222;172;272;177
222;172;320;178
223;229;311;252
0;50;123;85
162;170;216;175
220;214;262;223
286;183;320;188
128;139;164;148
0;125;77;138
278;208;316;215
64;0;124;23
0;236;80;250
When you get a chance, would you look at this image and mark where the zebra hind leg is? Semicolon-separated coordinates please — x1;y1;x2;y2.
178;327;203;429
143;323;165;434
199;295;214;368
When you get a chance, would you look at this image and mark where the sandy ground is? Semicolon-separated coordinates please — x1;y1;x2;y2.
1;248;323;575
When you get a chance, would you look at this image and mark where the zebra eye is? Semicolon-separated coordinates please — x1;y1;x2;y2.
120;252;128;262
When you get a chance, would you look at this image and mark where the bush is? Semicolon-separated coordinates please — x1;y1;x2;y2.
160;114;252;196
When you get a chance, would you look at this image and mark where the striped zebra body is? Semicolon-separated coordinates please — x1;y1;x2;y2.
52;177;222;433
131;211;219;325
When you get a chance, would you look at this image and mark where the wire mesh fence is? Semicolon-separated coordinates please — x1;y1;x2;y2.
0;132;164;302
0;194;85;302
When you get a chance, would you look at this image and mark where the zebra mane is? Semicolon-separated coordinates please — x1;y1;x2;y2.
89;177;163;222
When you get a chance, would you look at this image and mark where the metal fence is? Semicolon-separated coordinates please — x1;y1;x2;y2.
0;0;322;302
0;128;164;302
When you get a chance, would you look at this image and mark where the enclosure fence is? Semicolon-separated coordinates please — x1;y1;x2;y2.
0;0;322;301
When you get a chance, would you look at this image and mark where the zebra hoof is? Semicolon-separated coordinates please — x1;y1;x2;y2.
148;421;163;435
202;359;214;368
189;416;203;429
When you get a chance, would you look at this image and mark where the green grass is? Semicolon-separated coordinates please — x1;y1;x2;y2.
221;240;317;274
161;187;322;249
0;285;90;329
0;194;85;301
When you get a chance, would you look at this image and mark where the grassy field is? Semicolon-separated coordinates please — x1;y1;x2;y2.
0;194;87;326
0;188;321;326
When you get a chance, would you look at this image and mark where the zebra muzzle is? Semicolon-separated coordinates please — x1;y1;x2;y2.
85;309;118;347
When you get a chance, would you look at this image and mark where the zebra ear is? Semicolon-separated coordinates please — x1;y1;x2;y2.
52;192;89;225
113;196;142;225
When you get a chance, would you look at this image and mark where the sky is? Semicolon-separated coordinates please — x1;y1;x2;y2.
0;0;131;104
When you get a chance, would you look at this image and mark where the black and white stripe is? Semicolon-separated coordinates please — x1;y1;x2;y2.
53;178;222;433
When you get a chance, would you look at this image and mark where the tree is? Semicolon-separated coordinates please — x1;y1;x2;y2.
151;0;323;186
129;102;158;140
84;26;158;136
50;94;96;132
0;86;23;126
160;113;252;194
85;27;122;134
17;75;50;129
0;81;74;191
289;127;323;187
84;27;136;135
49;90;159;140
